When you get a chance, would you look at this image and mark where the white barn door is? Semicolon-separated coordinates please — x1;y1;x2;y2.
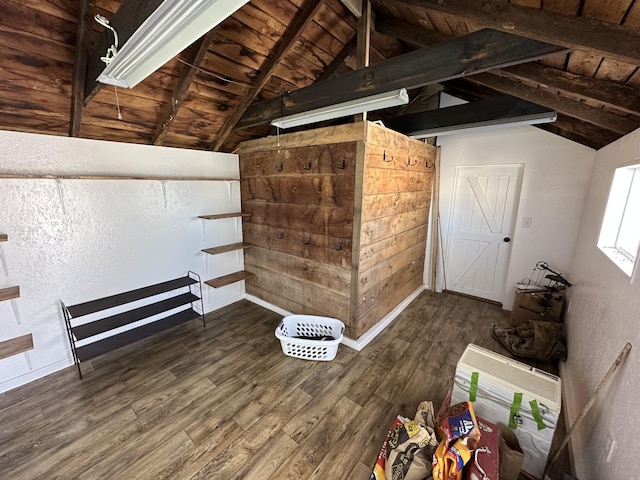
445;165;523;302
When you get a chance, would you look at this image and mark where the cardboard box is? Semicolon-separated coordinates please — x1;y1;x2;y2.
511;288;565;325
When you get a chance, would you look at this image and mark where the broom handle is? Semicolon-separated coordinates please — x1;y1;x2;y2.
544;342;632;476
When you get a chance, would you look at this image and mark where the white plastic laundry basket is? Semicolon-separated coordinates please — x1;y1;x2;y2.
275;314;344;361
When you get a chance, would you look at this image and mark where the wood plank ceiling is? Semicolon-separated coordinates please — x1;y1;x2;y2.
1;0;639;152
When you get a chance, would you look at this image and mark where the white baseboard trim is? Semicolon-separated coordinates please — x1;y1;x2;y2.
341;284;426;351
243;293;293;317
0;297;242;395
0;358;72;394
245;285;426;352
202;293;246;315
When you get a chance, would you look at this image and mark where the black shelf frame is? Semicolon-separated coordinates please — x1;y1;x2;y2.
62;271;205;378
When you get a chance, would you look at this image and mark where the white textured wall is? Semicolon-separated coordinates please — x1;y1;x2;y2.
428;94;595;308
0;131;244;393
564;127;640;479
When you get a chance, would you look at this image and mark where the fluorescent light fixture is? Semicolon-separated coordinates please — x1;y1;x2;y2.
271;89;410;129
97;0;249;88
407;110;557;139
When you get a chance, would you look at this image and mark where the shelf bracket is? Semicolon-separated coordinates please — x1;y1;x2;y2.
24;351;33;370
0;243;8;276
203;250;208;275
160;181;168;209
56;178;66;215
11;298;21;325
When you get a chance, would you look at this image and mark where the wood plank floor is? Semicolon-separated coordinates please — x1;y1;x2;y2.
0;291;568;479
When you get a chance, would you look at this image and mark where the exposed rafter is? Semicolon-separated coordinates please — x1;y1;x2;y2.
377;16;640;131
315;38;357;82
211;0;326;151
236;29;567;129
376;15;449;49
468;72;640;135
397;84;443;115
442;80;620;149
390;0;640;65
384;95;557;137
84;0;164;104
497;64;640;116
153;32;216;146
69;0;95;137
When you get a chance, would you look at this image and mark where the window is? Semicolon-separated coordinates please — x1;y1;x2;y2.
598;163;640;277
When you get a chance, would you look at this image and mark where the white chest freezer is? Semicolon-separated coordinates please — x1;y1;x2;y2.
451;344;561;480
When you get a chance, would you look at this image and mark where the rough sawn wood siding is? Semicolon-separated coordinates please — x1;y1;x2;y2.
238;122;435;339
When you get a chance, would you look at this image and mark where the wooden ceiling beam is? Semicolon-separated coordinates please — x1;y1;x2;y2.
397;84;443;115
467;72;640;135
442;81;619;150
69;0;95;137
384;95;557;137
498;64;640;116
538;114;622;150
211;0;326;151
153;32;216;146
84;0;164;104
236;29;567;129
378;16;640;117
390;0;640;65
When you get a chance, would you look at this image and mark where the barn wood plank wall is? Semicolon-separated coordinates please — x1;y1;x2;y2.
238;122;435;339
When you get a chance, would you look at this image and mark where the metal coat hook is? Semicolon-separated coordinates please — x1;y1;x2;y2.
277;230;285;240
335;239;344;251
276;162;284;172
303;234;312;245
303;161;312;170
383;150;392;162
337;158;346;169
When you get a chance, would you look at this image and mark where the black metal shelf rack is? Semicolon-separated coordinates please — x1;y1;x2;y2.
62;271;205;378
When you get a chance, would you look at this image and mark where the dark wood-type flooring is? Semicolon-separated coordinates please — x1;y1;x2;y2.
0;291;569;479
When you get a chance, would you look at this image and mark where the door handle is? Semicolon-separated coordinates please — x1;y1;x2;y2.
503;237;511;243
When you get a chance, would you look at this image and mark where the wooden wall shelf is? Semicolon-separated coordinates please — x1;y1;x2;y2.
0;333;33;360
0;234;7;242
205;270;255;289
0;286;20;302
0;174;239;182
198;212;251;220
202;242;253;256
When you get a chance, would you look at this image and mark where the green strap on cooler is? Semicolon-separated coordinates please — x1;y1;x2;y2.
530;399;547;430
509;392;523;429
469;372;479;402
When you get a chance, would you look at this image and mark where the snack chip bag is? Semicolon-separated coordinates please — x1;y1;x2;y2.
432;401;480;480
